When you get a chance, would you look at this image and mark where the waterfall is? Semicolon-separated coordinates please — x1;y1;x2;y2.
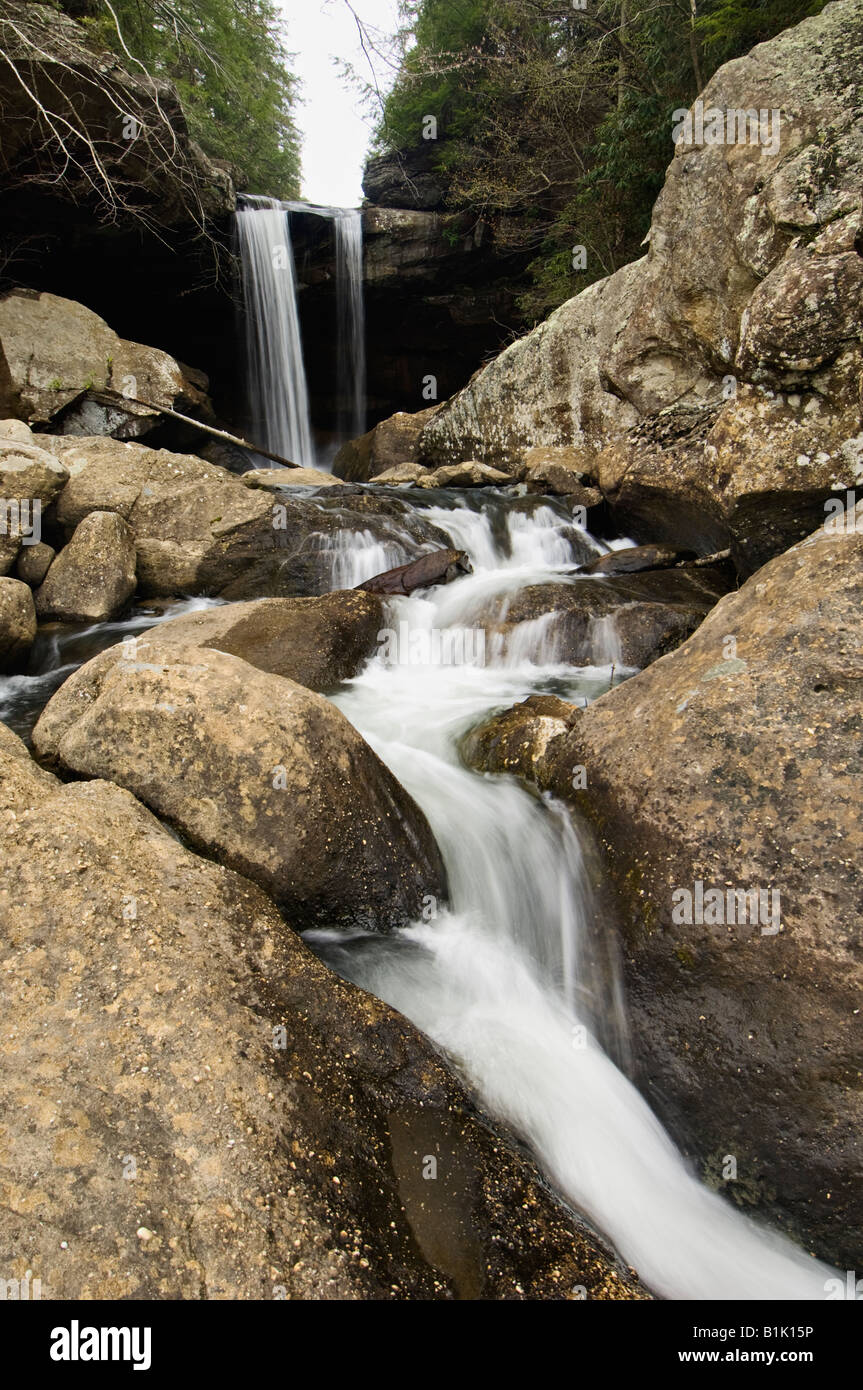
286;202;367;447
333;210;367;443
238;197;366;463
236;195;314;468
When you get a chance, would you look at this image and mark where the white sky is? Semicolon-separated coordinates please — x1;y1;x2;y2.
280;0;403;208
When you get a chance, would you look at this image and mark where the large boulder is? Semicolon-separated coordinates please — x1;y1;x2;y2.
0;435;65;573
334;406;440;482
41;436;453;599
533;509;863;1267
33;641;448;933
127;592;385;692
35;510;137;623
420;1;863;571
0;577;37;671
0;290;212;438
420;260;644;469
0;726;641;1300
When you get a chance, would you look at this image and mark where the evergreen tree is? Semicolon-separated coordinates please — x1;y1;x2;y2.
66;0;302;196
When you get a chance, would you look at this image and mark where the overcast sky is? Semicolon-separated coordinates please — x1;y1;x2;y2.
281;0;402;208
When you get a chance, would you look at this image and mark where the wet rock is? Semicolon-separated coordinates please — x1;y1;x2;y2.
33;640;448;933
538;508;863;1268
0;290;211;437
416;461;513;490
333;406;440;482
129;592;385;692
35;510;136;622
461;696;578;781
221;493;455;601
0;576;37;671
481;565;731;669
0;726;643;1300
14;541;55;587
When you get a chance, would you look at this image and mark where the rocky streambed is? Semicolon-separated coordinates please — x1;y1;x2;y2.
1;427;857;1298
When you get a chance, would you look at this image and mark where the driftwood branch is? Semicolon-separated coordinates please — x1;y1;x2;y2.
85;388;300;470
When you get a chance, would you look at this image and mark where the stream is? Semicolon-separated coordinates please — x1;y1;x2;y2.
0;489;836;1300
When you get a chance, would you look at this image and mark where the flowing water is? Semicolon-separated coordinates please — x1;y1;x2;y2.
3;495;837;1299
332;209;366;444
307;497;836;1301
236;195;314;467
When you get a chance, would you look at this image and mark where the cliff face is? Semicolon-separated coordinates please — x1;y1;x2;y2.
293;149;537;432
420;0;863;574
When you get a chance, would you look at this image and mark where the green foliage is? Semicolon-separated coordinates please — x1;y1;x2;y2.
64;0;301;197
378;0;830;321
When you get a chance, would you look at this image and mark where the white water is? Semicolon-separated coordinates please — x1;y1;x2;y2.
236;196;314;467
310;500;836;1300
333;209;366;443
284;200;366;452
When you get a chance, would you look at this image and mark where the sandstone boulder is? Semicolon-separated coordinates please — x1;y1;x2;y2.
462;696;578;782
33;641;448;933
372;463;428;487
0;727;640;1299
241;467;344;490
333;406;440;482
0;290;212;437
416;461;513;490
14;541;55;588
0;439;69;506
0;418;35;445
535;508;863;1267
126;592;384;692
420;260;644;469
35;510;137;622
0;577;37;671
419;2;863;571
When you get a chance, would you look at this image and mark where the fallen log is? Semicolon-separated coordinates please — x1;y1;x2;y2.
357;549;472;596
84;389;301;470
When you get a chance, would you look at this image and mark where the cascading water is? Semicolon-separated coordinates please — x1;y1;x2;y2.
305;495;837;1301
3;492;838;1299
236;196;314;467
